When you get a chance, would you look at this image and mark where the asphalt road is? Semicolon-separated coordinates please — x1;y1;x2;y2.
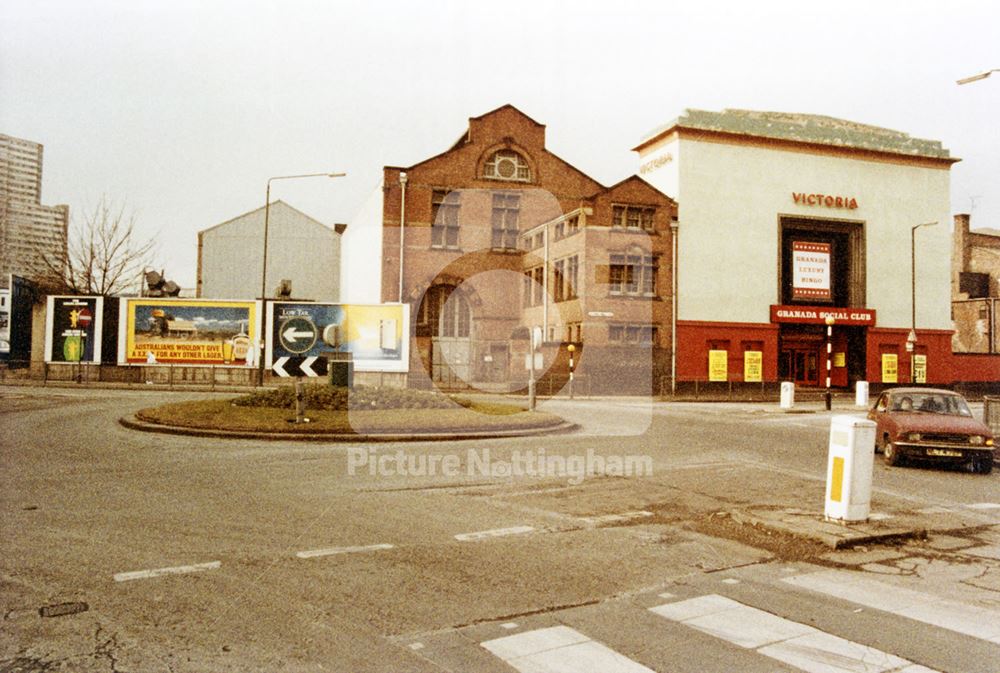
1;386;998;672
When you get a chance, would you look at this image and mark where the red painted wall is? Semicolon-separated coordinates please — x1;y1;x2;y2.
676;321;780;381
866;328;953;385
949;353;1000;384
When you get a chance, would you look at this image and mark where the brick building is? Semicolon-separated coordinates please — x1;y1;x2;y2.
952;213;1000;354
341;105;677;392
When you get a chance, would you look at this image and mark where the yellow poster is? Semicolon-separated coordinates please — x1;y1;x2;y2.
881;353;898;383
124;299;257;365
709;350;728;382
913;354;927;384
744;351;762;382
833;352;846;368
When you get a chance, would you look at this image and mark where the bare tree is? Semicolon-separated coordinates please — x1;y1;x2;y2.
38;197;156;296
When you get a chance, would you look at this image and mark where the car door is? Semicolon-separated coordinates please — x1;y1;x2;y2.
868;392;890;449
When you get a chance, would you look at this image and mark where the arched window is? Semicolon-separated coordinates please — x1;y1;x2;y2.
418;285;471;338
482;149;532;182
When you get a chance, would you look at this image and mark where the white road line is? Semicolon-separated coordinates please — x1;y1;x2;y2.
965;502;1000;510
650;594;939;673
783;570;1000;644
455;525;535;541
113;561;221;582
481;625;655;673
581;511;654;526
295;543;394;559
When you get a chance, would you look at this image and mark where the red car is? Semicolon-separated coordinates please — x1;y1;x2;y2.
868;388;995;474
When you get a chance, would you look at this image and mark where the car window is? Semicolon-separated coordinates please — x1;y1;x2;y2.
905;393;973;416
875;394;888;412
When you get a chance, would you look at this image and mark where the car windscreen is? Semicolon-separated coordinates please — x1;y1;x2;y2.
892;393;972;416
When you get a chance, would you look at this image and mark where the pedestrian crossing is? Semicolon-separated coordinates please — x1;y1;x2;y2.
402;568;999;673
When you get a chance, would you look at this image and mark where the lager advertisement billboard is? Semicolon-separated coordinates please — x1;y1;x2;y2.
119;299;260;365
45;296;104;363
266;302;408;373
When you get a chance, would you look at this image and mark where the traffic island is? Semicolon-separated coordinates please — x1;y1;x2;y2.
120;384;575;441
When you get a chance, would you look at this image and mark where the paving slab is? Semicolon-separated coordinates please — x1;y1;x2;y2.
820;548;908;566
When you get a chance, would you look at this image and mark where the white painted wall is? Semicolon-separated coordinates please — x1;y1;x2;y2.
339;182;384;304
639;137;953;330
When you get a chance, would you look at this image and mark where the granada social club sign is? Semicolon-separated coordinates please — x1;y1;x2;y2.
770;305;877;326
792;241;831;301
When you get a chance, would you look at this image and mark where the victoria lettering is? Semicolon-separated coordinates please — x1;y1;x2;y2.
792;192;858;209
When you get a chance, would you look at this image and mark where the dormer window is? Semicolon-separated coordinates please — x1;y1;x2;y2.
483;150;531;182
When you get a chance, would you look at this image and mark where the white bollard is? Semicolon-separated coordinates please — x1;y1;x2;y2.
825;415;877;522
780;381;795;409
855;381;869;408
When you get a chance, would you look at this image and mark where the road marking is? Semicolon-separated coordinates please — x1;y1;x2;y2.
651;594;938;672
113;561;221;582
783;570;1000;643
455;525;535;541
500;622;519;630
580;511;653;526
296;543;394;559
965;502;1000;510
481;625;655;673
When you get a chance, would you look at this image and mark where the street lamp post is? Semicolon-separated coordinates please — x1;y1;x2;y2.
258;172;346;384
957;69;1000;85
910;222;938;384
824;315;835;411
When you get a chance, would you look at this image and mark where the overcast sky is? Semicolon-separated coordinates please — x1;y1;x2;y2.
2;0;998;289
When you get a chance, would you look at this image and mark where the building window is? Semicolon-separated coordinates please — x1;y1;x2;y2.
612;205;656;231
483;149;532;182
565;321;582;343
553;260;565;302
418;285;471;338
609;324;658;345
566;255;579;299
491;192;520;250
431;190;460;249
523;266;545;307
609;252;658;296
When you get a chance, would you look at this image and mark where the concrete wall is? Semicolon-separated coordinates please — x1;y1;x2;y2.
340;184;384;304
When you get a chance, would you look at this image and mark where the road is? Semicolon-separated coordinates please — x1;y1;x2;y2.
1;386;998;672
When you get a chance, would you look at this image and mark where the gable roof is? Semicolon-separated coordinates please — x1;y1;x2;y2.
635;108;954;161
198;200;336;236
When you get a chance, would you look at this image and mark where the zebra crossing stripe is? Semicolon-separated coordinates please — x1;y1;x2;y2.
481;625;655;673
650;594;940;673
783;570;1000;644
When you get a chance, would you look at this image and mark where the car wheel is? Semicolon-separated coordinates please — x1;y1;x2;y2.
884;441;903;467
973;454;993;475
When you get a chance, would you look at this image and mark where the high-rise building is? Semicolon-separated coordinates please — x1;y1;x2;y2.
0;134;69;288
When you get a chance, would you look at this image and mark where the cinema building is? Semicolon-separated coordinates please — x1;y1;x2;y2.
341;105;677;391
634;109;957;389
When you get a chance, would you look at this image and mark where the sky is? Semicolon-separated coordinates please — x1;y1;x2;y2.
2;0;998;290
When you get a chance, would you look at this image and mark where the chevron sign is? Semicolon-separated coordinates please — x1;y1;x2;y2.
272;356;329;377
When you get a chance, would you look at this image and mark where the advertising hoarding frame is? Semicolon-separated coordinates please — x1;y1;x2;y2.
266;302;410;373
117;298;261;366
44;295;105;364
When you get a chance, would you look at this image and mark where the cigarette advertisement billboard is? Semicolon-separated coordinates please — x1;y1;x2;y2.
119;299;260;365
45;296;104;363
266;302;409;373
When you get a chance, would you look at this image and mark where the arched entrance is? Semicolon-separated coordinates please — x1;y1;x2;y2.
417;284;472;386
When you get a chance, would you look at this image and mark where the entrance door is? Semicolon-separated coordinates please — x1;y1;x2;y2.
780;347;820;386
421;284;472;386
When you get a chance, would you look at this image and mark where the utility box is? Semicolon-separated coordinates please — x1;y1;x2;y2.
855;381;869;408
327;351;354;389
825;416;876;522
780;381;795;409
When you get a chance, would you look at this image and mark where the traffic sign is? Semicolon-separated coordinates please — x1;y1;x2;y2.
278;317;318;354
272;356;328;377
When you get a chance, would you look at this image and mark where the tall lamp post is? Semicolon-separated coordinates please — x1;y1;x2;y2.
957;69;1000;85
909;221;938;383
258;172;346;384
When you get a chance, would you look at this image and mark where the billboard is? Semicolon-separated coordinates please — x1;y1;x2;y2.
266;302;409;373
119;299;260;365
0;289;8;356
45;296;104;363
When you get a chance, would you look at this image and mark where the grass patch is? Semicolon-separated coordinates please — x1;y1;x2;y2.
135;387;562;435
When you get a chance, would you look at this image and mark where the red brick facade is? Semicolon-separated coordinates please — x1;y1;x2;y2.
379;105;677;392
